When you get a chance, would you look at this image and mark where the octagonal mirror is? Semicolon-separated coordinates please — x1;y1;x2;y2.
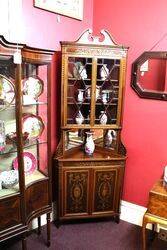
131;51;167;100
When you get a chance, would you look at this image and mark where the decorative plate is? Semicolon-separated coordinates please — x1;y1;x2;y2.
13;152;37;175
22;76;44;99
22;114;44;139
0;74;15;111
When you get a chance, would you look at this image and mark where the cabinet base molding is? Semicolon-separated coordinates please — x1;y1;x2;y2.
0;225;27;242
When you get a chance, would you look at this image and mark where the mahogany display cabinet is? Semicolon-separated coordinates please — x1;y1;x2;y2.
0;36;54;249
54;29;128;224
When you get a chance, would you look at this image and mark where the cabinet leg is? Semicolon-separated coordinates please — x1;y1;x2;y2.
114;215;120;224
47;213;51;247
142;216;147;250
149;223;156;241
37;216;41;235
54;219;61;228
22;233;27;250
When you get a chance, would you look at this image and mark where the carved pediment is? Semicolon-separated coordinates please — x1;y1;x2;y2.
76;29;119;46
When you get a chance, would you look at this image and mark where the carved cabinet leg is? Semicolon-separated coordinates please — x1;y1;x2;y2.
46;213;51;247
37;216;41;235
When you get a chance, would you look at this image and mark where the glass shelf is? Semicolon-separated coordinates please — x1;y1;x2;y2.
97;79;118;82
24;170;46;186
0;189;19;199
68;78;91;81
67;102;117;106
22;101;48;107
0;101;48;111
0;170;46;199
0;139;47;155
23;139;47;150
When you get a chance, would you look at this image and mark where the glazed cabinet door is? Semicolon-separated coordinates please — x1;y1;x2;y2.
20;61;51;218
0;59;23;232
63;56;93;127
92;166;120;215
95;58;122;127
61;168;90;218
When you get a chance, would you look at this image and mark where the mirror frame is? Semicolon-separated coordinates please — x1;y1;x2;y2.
131;51;167;100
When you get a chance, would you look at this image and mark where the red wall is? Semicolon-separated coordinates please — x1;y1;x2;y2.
22;0;93;152
93;0;167;206
22;0;93;50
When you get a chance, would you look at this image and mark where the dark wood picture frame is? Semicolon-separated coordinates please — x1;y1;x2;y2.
131;51;167;101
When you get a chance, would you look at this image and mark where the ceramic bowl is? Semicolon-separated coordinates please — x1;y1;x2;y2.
0;170;19;188
6;132;29;145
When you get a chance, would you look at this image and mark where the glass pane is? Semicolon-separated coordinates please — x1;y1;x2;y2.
65;128;119;152
22;63;47;105
95;58;120;125
67;57;92;125
23;146;45;186
0;152;20;197
21;63;48;184
0;57;20;198
65;129;85;150
65;129;104;151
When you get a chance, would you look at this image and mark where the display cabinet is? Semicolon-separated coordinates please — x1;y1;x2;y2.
54;29;128;224
0;36;54;249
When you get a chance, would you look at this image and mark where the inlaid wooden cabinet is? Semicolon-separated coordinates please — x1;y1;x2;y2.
0;36;54;249
54;29;128;224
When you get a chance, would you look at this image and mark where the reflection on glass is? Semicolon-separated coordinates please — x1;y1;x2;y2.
67;57;92;125
95;58;120;125
65;129;104;151
0;75;15;111
138;59;167;92
65;129;118;151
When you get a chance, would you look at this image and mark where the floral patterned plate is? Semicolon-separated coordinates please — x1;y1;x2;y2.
22;76;43;99
13;152;37;175
0;74;15;111
22;114;44;139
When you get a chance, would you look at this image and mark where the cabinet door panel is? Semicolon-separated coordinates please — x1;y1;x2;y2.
0;197;21;231
26;180;49;218
63;169;90;216
92;168;118;214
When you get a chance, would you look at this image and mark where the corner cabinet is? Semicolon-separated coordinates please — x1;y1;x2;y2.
54;29;128;224
0;36;54;249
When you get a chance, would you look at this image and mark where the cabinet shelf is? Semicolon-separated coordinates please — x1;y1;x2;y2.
0;140;47;155
0;170;47;199
0;101;48;111
96;79;119;82
0;189;19;199
68;77;91;81
97;63;120;66
67;101;117;106
22;101;48;106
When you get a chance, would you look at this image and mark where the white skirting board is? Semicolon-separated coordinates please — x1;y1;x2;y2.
120;200;147;227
